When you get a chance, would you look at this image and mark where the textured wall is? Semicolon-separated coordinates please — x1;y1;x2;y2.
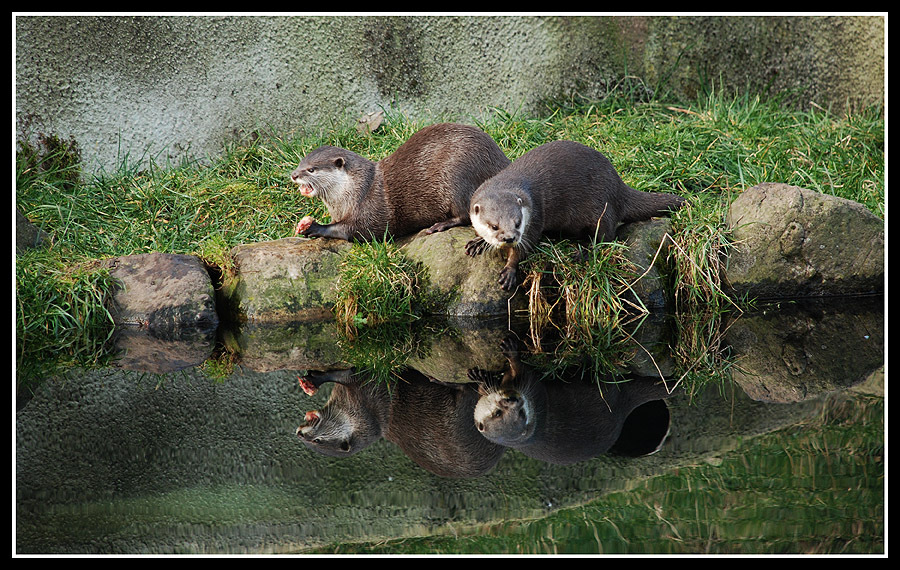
15;14;884;173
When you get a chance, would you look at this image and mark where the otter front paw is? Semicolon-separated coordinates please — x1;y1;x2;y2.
499;335;522;358
297;375;319;396
498;266;518;291
295;216;316;235
465;237;488;256
467;367;498;384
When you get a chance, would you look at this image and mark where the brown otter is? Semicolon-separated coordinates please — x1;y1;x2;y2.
465;140;685;290
469;337;673;464
296;368;506;478
290;122;511;241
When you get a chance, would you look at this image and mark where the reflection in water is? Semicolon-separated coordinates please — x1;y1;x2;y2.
15;295;883;553
297;335;673;476
470;337;672;464
296;368;506;478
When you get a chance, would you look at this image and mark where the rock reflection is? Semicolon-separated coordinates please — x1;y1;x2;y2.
297;335;673;477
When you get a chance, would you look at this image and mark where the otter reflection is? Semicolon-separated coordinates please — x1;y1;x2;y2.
470;337;673;465
297;337;674;476
297;368;507;478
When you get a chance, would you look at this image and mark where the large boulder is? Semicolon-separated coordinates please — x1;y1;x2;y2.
725;183;884;300
400;226;528;317
221;237;351;323
102;252;218;333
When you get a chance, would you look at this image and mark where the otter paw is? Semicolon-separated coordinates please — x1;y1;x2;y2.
498;266;518;291
467;367;497;384
465;237;488;256
500;335;522;357
295;216;315;235
297;375;318;396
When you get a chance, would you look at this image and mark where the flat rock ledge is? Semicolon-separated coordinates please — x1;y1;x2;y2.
88;183;882;329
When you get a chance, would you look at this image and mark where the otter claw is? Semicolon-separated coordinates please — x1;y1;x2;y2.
465;237;488;257
298;376;318;396
295;216;315;235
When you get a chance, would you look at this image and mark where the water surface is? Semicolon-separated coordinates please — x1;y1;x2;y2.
15;296;884;554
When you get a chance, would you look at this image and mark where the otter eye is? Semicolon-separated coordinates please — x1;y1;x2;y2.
313;438;322;444
493;409;503;418
491;224;499;231
307;167;316;174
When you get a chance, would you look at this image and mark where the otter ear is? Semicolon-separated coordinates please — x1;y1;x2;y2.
334;157;345;168
472;204;481;215
516;197;523;206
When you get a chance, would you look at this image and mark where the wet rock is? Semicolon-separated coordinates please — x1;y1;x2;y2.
400;226;528;317
223;319;351;373
725;183;884;299
102;253;218;333
109;326;216;374
616;218;676;310
221;237;352;323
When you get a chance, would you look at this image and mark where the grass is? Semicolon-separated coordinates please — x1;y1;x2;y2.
15;89;885;383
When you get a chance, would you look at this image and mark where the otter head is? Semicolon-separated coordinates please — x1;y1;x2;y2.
473;387;536;447
290;146;365;218
470;189;531;250
296;407;378;458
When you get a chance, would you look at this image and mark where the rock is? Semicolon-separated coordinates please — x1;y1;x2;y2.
102;253;218;333
616;218;676;310
223;319;351;373
725;183;884;299
219;224;685;323
400;226;528;317
221;237;352;323
16;208;50;254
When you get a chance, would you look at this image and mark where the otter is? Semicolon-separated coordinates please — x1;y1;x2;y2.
465;140;685;290
290;123;511;241
469;337;673;464
296;368;506;478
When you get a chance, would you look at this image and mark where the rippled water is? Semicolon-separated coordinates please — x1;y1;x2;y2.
15;297;884;554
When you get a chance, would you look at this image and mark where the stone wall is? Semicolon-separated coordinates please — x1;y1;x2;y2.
15;14;884;173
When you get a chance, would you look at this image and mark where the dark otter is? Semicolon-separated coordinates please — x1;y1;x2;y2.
465;140;685;290
290;122;511;241
469;337;673;464
296;368;506;478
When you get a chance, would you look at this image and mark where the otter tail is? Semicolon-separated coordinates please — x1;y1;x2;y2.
620;187;686;223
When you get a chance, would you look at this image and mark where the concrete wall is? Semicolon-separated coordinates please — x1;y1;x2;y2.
15;14;884;173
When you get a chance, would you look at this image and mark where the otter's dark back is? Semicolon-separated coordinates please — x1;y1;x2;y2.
384;371;507;478
378;123;510;233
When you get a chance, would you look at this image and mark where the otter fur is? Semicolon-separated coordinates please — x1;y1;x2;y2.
469;337;673;465
296;368;506;478
466;140;685;290
290;123;510;241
